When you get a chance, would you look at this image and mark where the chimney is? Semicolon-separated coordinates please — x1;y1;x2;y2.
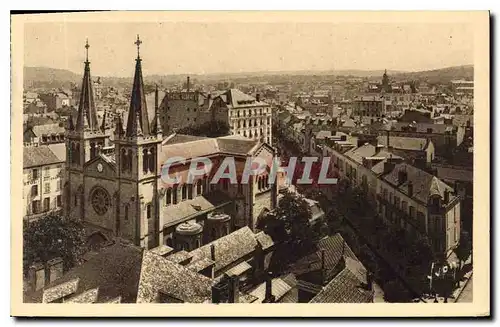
210;244;216;261
264;273;275;303
256;93;261;102
383;161;395;174
228;275;239;303
408;181;414;197
28;261;45;292
186;76;190;92
47;257;64;284
211;283;223;304
397;169;407;184
366;271;374;291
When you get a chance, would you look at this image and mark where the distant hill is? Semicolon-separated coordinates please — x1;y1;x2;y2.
391;65;474;84
23;65;473;90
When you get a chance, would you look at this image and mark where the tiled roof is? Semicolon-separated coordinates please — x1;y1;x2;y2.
377;136;429;151
248;278;293;303
255;231;274;251
137;251;212;303
47;143;67;162
434;165;473;183
149;245;175;257
309;262;373;303
189;226;258;274
382;162;456;204
161;191;232;228
186;257;215;273
159;134;259;162
24;145;64;168
42;278;80;303
390;122;456;134
223;89;268;108
25;242;144;303
65;288;99;303
165;250;193;264
31;123;65;137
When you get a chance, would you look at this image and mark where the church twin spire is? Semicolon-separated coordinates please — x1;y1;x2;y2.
125;35;151;138
75;39;99;133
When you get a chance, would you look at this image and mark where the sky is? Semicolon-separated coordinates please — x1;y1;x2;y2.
24;21;474;77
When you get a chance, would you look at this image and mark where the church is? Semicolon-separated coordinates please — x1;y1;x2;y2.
64;36;277;250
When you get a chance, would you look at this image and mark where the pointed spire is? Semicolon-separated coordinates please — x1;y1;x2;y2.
126;35;150;137
114;113;124;137
76;39;99;132
152;84;163;135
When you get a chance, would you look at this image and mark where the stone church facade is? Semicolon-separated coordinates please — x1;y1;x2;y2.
64;37;277;250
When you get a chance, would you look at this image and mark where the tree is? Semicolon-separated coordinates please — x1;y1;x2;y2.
23;214;87;275
176;120;230;138
383;279;411;303
407;237;432;267
455;230;472;270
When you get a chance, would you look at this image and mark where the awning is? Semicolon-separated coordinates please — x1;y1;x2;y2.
225;261;252;277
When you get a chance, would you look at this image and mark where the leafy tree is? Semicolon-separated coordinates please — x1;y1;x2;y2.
455;230;472;270
407;237;432;267
23;214;87;275
176;120;230;138
383;279;411;303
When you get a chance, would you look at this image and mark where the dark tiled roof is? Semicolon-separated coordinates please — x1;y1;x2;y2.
248;278;293;303
186;257;215;273
24;145;64;168
162;133;209;145
161;191;232;227
382;162;456;204
216;135;259;155
189;226;258;274
137;251;212;303
434;165;473;183
309;266;373;303
165;250;193;264
377;136;429;151
25;242;144;303
41;278;80;303
31;123;65;137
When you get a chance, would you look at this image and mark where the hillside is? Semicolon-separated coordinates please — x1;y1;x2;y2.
23;65;473;90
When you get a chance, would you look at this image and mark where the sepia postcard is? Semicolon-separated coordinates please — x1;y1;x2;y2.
11;11;490;317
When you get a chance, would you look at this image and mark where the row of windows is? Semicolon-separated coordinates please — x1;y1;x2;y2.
30;195;62;215
120;147;156;174
231;107;270;118
28;165;62;181
236;129;270;139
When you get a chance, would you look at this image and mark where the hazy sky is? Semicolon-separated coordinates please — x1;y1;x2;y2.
24;22;473;77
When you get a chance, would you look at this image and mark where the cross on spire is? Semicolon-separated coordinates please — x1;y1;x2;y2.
85;38;90;63
135;34;142;59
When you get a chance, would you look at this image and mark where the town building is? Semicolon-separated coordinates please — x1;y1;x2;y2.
64;38;277;251
159;80;273;144
23;123;66;145
23;143;66;222
39;91;72;111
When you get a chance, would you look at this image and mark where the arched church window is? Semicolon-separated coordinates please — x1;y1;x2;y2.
142;149;149;173
148;147;155;173
75;144;81;165
74;194;78;206
166;188;172;205
121;149;127;171
146;203;152;219
90;142;96;160
258;177;262;190
124;204;129;221
196;180;202;196
172;185;178;204
181;184;187;201
127;150;133;171
188;184;193;199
